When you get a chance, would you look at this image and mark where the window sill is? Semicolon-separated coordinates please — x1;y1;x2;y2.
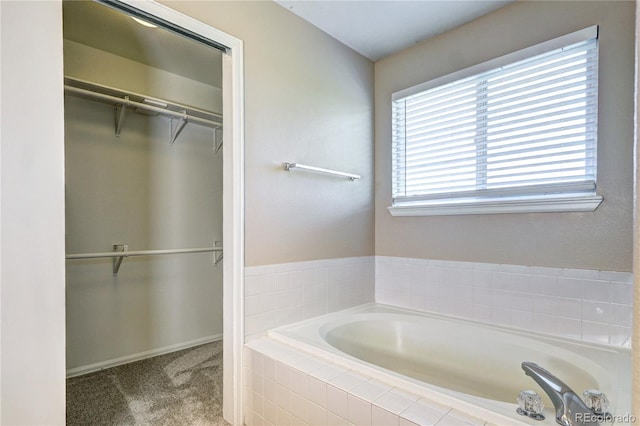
388;194;603;217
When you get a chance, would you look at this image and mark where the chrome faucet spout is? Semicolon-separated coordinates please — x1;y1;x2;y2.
521;362;598;426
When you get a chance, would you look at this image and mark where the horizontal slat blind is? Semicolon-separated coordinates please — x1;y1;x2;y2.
392;35;598;204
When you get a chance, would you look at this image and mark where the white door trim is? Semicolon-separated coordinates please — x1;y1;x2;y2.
116;1;245;423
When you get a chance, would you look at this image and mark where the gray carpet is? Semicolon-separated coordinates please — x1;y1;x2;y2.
66;341;227;426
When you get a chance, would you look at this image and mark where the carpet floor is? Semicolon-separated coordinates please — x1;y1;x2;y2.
66;341;227;426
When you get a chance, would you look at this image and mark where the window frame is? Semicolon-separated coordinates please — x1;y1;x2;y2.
388;26;603;217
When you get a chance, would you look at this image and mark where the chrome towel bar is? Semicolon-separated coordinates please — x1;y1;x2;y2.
283;162;360;181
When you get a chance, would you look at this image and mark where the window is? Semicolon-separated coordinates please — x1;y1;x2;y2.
390;26;602;216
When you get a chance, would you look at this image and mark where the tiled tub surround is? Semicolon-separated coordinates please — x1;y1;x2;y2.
245;257;375;340
245;256;632;346
375;257;633;347
243;257;633;425
244;339;491;426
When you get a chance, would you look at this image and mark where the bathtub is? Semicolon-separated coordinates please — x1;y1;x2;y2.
269;303;631;425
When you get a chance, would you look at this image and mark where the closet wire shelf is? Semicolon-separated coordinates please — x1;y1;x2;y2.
64;77;223;147
66;244;223;275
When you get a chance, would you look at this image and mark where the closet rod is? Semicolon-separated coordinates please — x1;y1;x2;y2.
66;247;222;260
64;85;222;128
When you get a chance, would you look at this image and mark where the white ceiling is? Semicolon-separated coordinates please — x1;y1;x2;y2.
275;0;514;61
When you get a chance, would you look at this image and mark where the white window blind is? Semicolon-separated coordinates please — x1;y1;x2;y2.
391;27;600;213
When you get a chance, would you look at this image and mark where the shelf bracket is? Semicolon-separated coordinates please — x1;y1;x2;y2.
214;240;223;265
115;96;129;137
214;127;223;154
170;111;188;144
112;244;128;275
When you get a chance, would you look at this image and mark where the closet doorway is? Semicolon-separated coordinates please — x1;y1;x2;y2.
62;1;243;424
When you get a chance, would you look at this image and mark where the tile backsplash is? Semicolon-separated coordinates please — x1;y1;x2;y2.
376;256;633;347
244;255;632;346
244;257;375;341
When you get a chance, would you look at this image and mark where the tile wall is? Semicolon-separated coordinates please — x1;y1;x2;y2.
244;256;633;346
244;257;375;341
376;256;633;347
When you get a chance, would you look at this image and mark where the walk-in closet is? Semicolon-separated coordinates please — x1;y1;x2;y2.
62;1;225;423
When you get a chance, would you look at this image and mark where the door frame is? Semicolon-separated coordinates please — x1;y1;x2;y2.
115;1;245;423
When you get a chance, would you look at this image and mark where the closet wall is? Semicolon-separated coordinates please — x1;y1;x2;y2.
64;40;223;373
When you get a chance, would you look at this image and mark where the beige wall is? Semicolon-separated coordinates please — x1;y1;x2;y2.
162;1;375;267
375;1;635;272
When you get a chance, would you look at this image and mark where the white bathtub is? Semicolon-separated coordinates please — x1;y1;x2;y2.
269;303;631;425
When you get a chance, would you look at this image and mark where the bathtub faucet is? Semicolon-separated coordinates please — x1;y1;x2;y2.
521;362;599;426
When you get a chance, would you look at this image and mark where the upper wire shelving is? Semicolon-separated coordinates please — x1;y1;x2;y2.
64;77;223;150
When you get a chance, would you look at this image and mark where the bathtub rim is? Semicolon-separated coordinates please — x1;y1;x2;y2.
273;302;631;355
268;302;631;426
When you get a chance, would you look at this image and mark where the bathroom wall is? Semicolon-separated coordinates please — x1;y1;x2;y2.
375;1;635;272
153;0;376;344
0;1;66;424
64;43;223;373
161;0;375;267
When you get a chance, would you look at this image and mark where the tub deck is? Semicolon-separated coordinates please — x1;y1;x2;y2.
245;337;497;426
261;303;631;425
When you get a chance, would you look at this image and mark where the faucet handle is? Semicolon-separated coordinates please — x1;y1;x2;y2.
517;390;545;420
582;389;609;415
